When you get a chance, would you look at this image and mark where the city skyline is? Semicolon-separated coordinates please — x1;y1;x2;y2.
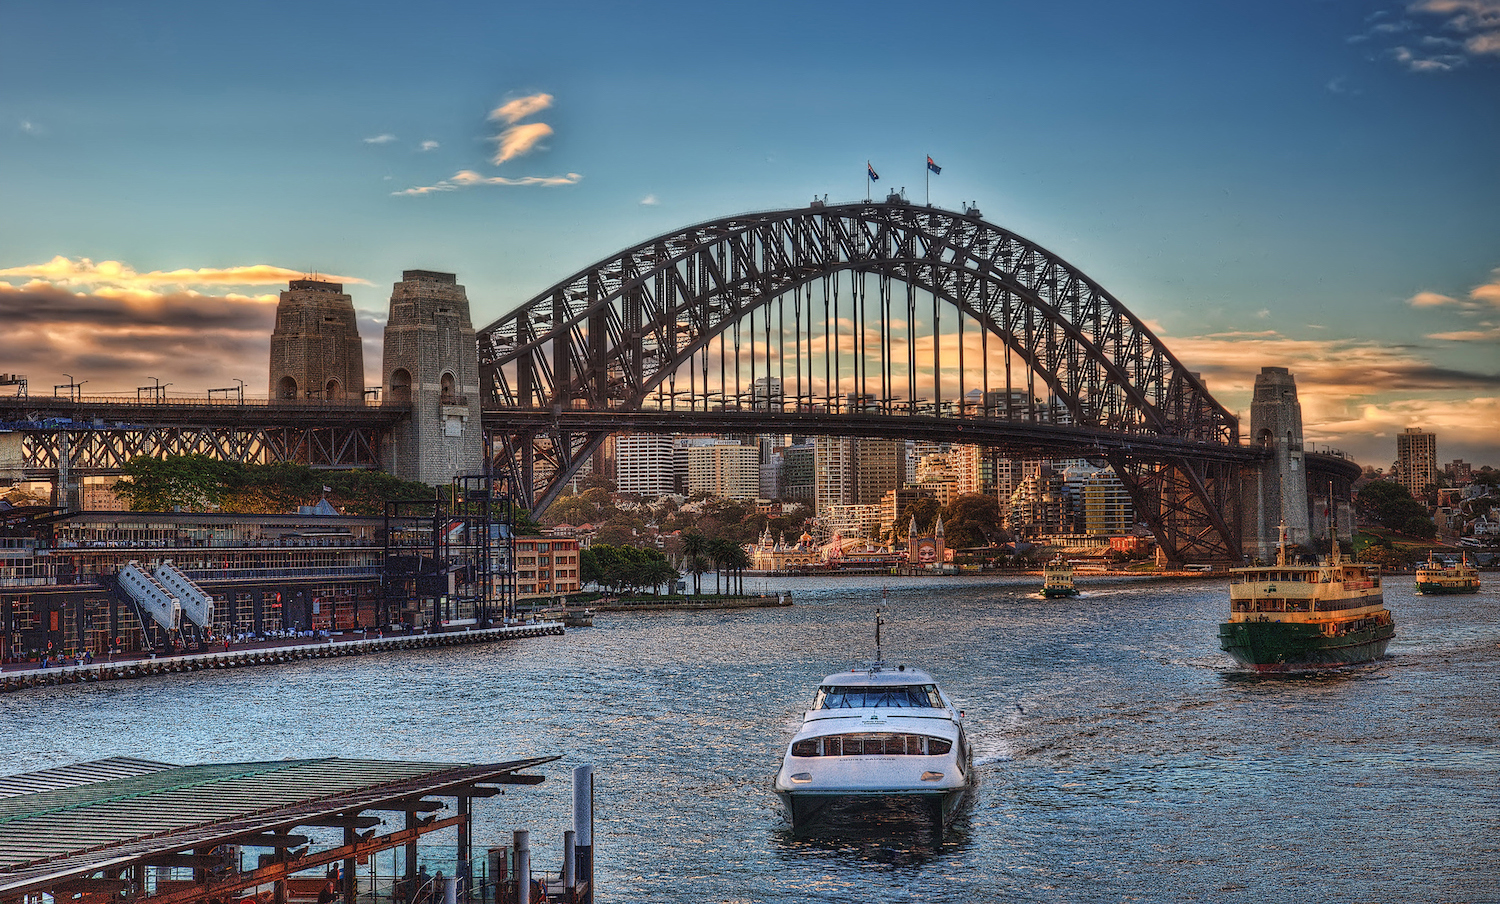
2;0;1497;468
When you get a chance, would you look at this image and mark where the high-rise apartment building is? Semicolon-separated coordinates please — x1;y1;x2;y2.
615;434;676;498
1396;427;1438;500
686;443;760;500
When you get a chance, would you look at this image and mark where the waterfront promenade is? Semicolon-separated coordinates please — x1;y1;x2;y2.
0;621;563;692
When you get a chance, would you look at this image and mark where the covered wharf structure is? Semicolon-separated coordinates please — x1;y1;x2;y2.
0;755;558;904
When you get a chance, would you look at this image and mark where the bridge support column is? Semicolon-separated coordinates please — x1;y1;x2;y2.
1242;367;1311;561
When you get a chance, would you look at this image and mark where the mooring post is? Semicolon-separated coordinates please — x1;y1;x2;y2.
513;830;530;904
442;876;458;904
572;765;593;904
562;829;575;896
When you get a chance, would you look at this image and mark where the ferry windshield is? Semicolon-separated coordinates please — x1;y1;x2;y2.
813;684;943;709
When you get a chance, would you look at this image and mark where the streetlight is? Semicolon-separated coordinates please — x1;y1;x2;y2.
233;378;245;403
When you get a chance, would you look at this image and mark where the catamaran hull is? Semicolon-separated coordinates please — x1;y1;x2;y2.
778;787;969;830
1218;621;1395;671
1414;581;1480;595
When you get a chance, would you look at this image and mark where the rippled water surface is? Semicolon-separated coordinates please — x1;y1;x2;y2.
3;575;1497;902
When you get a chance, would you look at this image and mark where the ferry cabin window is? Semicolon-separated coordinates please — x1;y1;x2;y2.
813;684;944;709
790;733;954;757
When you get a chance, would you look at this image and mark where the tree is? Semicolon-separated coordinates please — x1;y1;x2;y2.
943;494;1007;548
682;531;708;594
1356;481;1435;537
898;497;943;538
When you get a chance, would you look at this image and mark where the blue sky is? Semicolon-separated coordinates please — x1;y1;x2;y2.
2;0;1497;468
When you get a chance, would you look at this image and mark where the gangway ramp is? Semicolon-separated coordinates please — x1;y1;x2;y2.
154;560;214;628
118;561;181;633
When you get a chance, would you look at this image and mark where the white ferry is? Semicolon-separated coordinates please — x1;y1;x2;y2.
773;662;974;829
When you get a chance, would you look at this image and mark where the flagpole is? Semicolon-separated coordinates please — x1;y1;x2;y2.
926;155;930;206
866;161;871;202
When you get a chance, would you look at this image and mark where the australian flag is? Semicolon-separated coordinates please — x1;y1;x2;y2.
868;162;880;181
927;156;941;175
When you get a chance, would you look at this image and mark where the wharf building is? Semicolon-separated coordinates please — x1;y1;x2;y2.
0;506;514;662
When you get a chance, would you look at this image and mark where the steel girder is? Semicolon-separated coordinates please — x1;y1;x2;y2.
477;201;1243;554
16;424;384;477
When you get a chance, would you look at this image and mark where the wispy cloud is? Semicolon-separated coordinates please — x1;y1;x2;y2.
489;93;553;125
363;133;398;144
393;170;582;196
1407;268;1500;312
419;140;440;152
0;257;369;289
640;194;660;206
1363;0;1500;70
19;120;42;136
492;122;553;164
396;90;579;196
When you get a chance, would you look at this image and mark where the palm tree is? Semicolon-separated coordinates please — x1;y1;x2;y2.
682;531;707;595
707;537;741;596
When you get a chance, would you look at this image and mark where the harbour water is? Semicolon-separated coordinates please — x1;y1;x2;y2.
2;574;1496;902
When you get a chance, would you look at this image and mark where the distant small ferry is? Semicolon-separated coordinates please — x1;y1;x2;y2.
1414;554;1480;595
1042;558;1078;598
1218;524;1395;671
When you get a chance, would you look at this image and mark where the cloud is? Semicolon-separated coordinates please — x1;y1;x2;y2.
0;281;281;391
640;194;660;206
19;120;41;135
1383;0;1500;68
488;93;553;125
393;170;582;196
0;256;369;289
1408;269;1500;311
363;133;398;144
492;122;553;164
419;140;440;151
1161;328;1500;462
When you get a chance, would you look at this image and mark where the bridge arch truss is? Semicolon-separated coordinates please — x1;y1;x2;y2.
478;201;1250;562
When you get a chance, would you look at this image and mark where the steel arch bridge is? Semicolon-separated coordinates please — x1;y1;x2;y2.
478;200;1262;563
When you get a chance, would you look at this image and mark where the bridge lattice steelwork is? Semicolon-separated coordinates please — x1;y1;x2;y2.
477;200;1258;562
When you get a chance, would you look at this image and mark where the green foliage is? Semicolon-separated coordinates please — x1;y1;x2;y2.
942;494;1007;548
112;455;433;515
1356;480;1435;538
898;497;943;538
584;543;678;594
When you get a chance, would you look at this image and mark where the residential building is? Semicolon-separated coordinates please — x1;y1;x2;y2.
1396;427;1438;500
615;434;676;498
686;443;760;500
514;535;582;598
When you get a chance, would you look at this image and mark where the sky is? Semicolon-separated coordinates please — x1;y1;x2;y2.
1;0;1497;470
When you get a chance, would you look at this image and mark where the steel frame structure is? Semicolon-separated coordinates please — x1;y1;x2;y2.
477;201;1250;562
0;399;408;478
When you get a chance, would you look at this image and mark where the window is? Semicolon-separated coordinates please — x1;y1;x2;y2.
812;684;943;709
789;733;952;757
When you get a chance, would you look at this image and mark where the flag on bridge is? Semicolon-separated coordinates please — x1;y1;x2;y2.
927;156;941;174
867;162;880;181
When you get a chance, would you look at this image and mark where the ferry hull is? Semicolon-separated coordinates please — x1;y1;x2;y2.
1218;620;1394;671
1414;581;1480;595
1042;587;1079;599
778;787;968;830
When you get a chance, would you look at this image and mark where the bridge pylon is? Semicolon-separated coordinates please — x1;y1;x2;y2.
381;270;484;486
1242;366;1312;561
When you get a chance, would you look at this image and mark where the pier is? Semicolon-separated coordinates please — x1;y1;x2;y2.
0;622;562;693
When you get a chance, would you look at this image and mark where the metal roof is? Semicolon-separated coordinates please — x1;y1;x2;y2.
0;755;557;898
0;757;175;799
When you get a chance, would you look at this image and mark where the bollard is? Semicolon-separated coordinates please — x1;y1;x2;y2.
571;765;593;904
513;830;530;904
442;877;458;904
562;830;575;894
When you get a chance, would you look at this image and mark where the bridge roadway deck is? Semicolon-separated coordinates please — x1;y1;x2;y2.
484;408;1269;464
0;396;410;428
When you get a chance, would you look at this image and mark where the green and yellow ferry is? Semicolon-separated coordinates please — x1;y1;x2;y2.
1414;554;1481;595
1219;525;1394;672
1042;558;1079;598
